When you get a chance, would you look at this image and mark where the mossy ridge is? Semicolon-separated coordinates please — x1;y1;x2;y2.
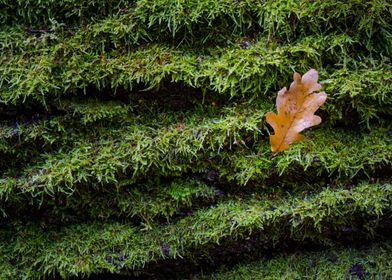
1;56;391;168
0;34;333;103
0;90;212;152
0;64;390;173
0;99;135;167
0;0;135;26
166;182;392;249
2;33;391;123
0;122;390;202
70;179;219;224
229;125;392;184
1;179;220;227
0;102;266;169
3;1;391;58
0;32;372;98
2;0;390;51
0;103;268;200
0;182;391;279
322;63;392;125
195;241;392;280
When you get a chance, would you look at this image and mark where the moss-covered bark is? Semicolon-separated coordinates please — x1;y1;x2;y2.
0;0;391;279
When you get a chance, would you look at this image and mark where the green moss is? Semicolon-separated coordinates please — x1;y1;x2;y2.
196;241;392;279
1;117;390;204
63;179;219;226
322;62;392;125
0;0;391;278
0;103;268;200
0;0;135;26
1;182;391;279
1;32;390;123
3;0;390;51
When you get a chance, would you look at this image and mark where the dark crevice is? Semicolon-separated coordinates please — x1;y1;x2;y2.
0;82;234;122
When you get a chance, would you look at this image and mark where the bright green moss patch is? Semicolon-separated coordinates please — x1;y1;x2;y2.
0;33;363;100
1;35;324;102
3;0;390;51
0;122;390;203
322;61;392;125
1;31;390;124
0;103;267;198
1;121;390;200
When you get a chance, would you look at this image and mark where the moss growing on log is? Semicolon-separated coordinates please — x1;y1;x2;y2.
196;241;392;279
0;0;391;279
1;182;391;279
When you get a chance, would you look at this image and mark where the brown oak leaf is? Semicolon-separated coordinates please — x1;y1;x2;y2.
265;69;327;152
